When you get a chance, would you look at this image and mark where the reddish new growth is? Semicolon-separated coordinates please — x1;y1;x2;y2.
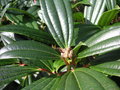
59;48;73;59
37;68;53;74
19;64;26;66
34;0;36;3
83;64;90;68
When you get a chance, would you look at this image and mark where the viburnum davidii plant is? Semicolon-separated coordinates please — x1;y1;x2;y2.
0;0;120;90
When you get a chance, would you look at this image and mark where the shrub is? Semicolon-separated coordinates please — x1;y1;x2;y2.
0;0;120;90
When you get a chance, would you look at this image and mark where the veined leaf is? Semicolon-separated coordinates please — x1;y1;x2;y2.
73;24;101;45
0;65;38;85
0;40;60;60
73;42;86;55
53;60;65;72
58;68;119;90
1;34;15;45
72;0;90;8
84;0;106;24
0;59;19;66
0;3;10;23
78;36;120;59
23;68;119;90
6;7;39;29
22;77;60;90
98;8;120;27
6;13;39;29
23;59;54;71
0;25;55;44
91;49;120;64
40;0;73;48
85;26;120;47
27;5;39;18
91;61;120;76
106;0;117;10
7;8;35;19
78;26;120;59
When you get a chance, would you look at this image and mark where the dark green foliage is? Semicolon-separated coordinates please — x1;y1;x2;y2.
0;0;120;90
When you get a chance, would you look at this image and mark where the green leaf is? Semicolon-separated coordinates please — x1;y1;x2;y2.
27;5;39;18
91;49;120;64
78;26;120;59
0;3;10;24
6;13;39;29
22;77;61;90
7;8;35;19
0;40;60;60
1;34;15;45
5;15;37;29
6;7;39;29
0;59;19;66
5;13;23;24
106;0;117;10
91;61;120;76
73;42;86;55
0;25;55;44
78;36;120;59
53;60;65;72
22;68;119;90
58;68;119;90
73;24;101;45
40;0;74;48
98;8;120;27
72;0;91;8
85;26;120;47
73;12;84;23
84;0;106;24
0;65;38;85
23;59;54;71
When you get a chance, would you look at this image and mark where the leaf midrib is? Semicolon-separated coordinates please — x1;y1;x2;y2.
0;49;60;57
75;70;105;90
72;71;82;90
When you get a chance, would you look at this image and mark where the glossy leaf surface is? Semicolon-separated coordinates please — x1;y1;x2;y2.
22;77;60;90
72;0;90;8
22;68;119;90
7;8;35;19
0;25;55;44
78;26;120;59
40;0;73;48
106;0;116;10
23;59;54;71
84;0;106;24
0;59;19;66
1;34;15;45
53;60;65;72
27;6;39;18
91;61;120;76
0;65;38;85
73;24;101;45
6;8;39;29
0;40;60;60
98;8;120;27
91;49;120;64
85;26;120;47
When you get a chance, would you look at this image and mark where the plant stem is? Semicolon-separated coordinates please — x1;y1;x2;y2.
62;58;69;65
67;65;71;71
